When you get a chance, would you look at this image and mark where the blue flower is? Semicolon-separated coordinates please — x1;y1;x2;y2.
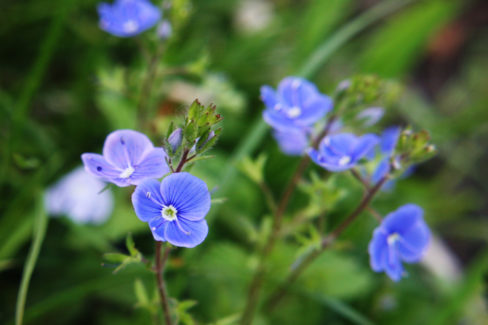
273;128;309;156
308;133;379;172
371;126;402;184
261;77;333;131
82;129;169;187
368;204;430;281
98;0;162;37
44;167;114;225
132;172;210;248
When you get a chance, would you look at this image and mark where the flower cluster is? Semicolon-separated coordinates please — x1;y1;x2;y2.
82;126;216;247
261;76;434;281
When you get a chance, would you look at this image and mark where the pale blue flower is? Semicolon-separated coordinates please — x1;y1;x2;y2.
82;129;169;187
44;167;114;224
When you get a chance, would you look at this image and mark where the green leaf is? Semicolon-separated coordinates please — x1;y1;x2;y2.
126;233;137;256
15;194;49;325
134;278;150;308
238;154;267;185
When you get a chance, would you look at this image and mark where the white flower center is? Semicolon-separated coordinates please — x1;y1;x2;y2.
161;205;178;221
387;233;400;246
286;106;302;118
119;166;134;178
123;20;139;33
338;156;351;166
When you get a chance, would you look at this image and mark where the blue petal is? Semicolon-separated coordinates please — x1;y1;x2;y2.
397;220;430;262
262;108;296;131
149;216;168;242
297;97;331;126
351;134;380;161
160;173;210;221
382;204;424;235
81;153;128;186
372;157;390;184
132;179;164;222
320;133;357;156
381;126;401;154
164;219;208;248
383;247;404;282
368;228;388;272
260;85;277;109
103;129;154;169
131;148;169;184
273;129;309;156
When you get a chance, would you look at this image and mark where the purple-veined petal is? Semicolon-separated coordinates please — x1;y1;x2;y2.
160;172;210;221
164;218;208;248
320;133;356;156
149;216;169;241
103;129;154;169
82;153;122;180
132;179;164;222
131;148;169;183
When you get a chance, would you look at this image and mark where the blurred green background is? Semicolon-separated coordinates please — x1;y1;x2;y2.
1;0;487;324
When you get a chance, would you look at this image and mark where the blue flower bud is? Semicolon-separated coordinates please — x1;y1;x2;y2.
168;128;183;153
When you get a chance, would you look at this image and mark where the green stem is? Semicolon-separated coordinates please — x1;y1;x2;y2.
15;194;49;325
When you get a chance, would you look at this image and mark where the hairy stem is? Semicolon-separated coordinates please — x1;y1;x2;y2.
264;175;388;312
240;117;336;325
155;241;173;325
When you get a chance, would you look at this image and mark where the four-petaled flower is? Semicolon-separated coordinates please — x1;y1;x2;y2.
132;172;211;248
308;133;379;172
82;129;169;187
368;204;430;281
98;0;162;37
261;77;333;131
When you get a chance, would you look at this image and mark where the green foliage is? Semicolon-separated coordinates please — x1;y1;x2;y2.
1;0;487;324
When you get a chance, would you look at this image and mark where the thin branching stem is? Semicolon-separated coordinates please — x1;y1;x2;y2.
264;175;389;312
240;116;337;325
155;242;173;325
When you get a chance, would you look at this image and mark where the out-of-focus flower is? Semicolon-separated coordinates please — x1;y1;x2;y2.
308;133;378;172
368;204;430;281
82;129;169;187
98;0;161;37
44;167;114;224
132;173;210;248
157;20;172;39
356;107;385;127
261;77;333;131
273;128;309;156
235;0;273;34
